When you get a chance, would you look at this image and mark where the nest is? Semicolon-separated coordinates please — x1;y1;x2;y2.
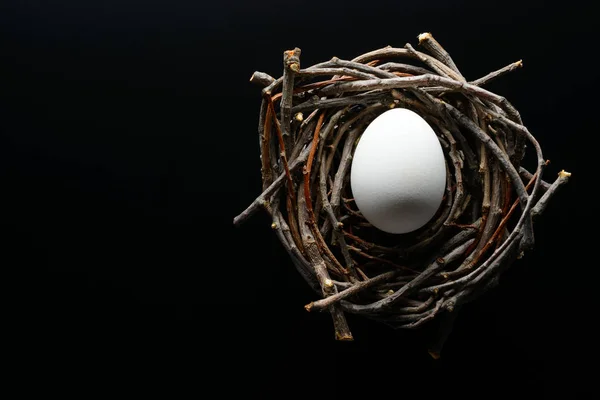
234;32;570;356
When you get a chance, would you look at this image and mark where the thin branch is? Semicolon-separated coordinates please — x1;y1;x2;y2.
280;48;301;156
305;271;399;312
470;60;523;87
417;32;465;80
298;188;353;341
405;42;462;81
249;71;275;87
532;170;571;217
233;145;310;226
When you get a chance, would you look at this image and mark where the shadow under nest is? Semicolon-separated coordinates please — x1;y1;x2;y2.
233;32;570;357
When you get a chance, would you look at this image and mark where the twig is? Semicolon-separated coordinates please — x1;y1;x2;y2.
532;170;571;217
280;48;301;157
520;166;551;192
298;189;353;341
417;32;465;81
405;42;462;81
470;60;523;87
305;271;399;312
233;145;310;226
427;308;460;359
249;71;275;87
378;62;433;76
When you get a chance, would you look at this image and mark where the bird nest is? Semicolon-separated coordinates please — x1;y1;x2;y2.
233;32;570;357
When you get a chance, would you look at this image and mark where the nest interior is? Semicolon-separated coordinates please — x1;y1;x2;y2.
233;32;570;355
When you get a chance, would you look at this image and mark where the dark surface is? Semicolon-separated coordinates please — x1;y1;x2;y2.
2;0;595;397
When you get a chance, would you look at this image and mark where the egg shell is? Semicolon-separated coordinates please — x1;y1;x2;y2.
350;108;447;234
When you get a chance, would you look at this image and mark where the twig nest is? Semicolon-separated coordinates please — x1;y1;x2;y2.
234;33;570;351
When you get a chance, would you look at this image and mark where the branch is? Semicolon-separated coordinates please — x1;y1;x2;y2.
532;170;571;217
233;145;310;226
417;32;465;81
249;71;275;87
470;60;523;87
305;271;399;312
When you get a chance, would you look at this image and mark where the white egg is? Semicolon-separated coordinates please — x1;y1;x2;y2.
350;108;446;234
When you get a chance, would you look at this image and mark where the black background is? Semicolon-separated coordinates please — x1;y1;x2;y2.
2;0;596;397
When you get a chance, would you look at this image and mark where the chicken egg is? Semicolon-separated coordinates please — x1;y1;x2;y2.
350;108;447;234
